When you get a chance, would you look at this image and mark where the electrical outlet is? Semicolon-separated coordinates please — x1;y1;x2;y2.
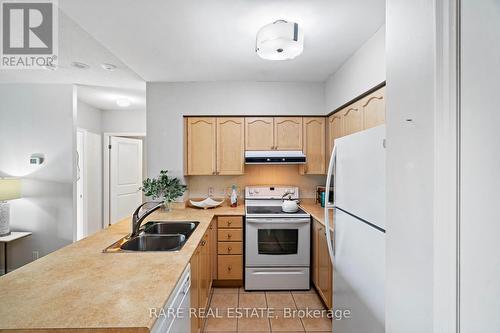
208;187;214;197
32;251;39;261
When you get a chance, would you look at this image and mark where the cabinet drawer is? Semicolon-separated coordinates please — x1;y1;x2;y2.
217;242;243;255
217;216;243;229
218;229;242;242
218;255;243;280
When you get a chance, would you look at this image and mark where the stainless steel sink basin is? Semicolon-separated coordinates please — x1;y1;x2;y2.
120;234;186;251
103;221;199;253
143;221;199;236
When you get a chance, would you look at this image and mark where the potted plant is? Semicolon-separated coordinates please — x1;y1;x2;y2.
140;170;187;212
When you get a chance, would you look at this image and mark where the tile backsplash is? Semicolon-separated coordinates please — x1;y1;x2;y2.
186;165;326;199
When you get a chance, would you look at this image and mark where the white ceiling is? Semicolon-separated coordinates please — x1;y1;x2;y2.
77;85;146;111
0;11;145;90
59;0;385;82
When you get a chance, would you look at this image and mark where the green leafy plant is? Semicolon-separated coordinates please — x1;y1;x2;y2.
141;170;187;205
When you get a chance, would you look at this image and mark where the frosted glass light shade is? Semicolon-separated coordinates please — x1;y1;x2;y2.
0;179;21;201
256;20;304;61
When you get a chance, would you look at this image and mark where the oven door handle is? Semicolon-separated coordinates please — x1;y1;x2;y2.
246;218;310;224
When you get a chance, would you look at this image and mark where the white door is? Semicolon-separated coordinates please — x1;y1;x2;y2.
85;132;102;234
110;136;143;224
76;130;85;240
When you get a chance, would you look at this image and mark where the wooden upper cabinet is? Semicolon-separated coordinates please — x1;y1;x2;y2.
186;117;216;175
342;102;364;136
362;86;386;129
302;117;326;174
274;117;303;150
245;117;274;150
217;117;244;175
327;113;343;163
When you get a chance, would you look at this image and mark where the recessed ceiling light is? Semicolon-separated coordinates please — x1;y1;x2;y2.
101;63;117;71
116;98;131;107
256;20;304;60
71;61;90;69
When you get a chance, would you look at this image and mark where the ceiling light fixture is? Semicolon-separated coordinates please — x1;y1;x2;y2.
116;98;131;107
101;63;117;71
256;20;304;61
71;61;90;69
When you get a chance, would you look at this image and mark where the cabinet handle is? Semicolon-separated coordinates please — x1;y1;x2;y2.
227;265;232;271
227;233;232;239
227;221;232;226
201;240;206;246
227;247;232;252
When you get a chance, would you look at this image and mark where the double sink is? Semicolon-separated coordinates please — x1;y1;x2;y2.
104;221;199;252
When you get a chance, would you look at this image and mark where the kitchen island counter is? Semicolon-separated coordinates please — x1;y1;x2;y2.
0;204;244;332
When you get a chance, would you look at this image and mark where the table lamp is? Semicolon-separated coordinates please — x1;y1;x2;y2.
0;178;22;237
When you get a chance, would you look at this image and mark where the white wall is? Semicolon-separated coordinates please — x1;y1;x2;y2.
102;110;146;134
147;81;325;181
460;0;500;330
77;100;102;133
325;25;386;112
385;1;435;332
76;102;146;231
0;84;75;272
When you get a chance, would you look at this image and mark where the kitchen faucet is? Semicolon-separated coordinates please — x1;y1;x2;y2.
130;201;164;237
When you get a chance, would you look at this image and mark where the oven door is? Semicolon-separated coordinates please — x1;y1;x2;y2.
245;218;310;267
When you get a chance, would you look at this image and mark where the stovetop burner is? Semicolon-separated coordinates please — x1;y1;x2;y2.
246;206;308;215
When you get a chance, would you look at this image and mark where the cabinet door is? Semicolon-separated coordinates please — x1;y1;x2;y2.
327;112;343;164
274;117;303;150
342;102;364;136
302;117;326;174
217;118;244;175
186;117;217;175
245;117;274;150
312;220;320;288
217;255;243;280
210;220;217;281
362;86;386;129
318;226;333;309
190;247;200;333
199;234;210;310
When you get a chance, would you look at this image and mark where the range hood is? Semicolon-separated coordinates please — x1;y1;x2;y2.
245;150;306;164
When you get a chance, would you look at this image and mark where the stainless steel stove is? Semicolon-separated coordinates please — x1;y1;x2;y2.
244;186;311;291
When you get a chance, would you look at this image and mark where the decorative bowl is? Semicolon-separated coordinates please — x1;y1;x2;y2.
189;197;224;209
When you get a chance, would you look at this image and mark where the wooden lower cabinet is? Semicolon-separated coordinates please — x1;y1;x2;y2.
190;221;215;333
312;218;333;309
217;242;242;255
217;228;242;242
215;216;244;285
190;244;201;333
210;220;217;281
217;255;243;280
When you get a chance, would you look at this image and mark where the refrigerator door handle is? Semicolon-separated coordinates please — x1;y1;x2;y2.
324;143;336;264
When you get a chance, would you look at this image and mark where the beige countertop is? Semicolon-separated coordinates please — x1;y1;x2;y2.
0;201;330;332
300;199;334;229
0;204;244;332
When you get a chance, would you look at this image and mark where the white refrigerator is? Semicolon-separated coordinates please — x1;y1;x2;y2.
324;125;385;333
